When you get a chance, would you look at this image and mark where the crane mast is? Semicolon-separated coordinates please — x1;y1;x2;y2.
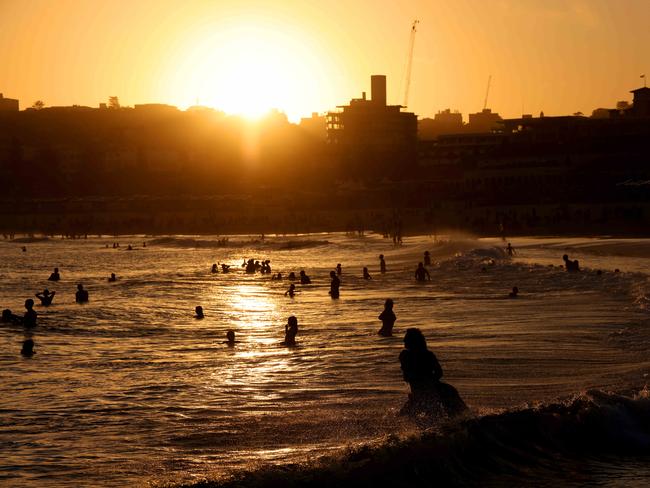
483;75;492;110
403;19;419;107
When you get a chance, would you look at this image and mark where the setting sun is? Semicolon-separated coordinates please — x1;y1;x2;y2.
164;22;333;120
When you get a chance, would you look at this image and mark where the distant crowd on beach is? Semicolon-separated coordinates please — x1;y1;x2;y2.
3;238;612;421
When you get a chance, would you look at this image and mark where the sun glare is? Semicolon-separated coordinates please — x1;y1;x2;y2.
165;22;331;121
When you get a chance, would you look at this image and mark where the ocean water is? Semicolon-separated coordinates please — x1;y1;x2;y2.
1;233;650;487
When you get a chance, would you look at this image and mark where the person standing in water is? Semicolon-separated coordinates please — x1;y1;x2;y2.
329;271;340;299
75;284;89;303
35;289;56;306
23;299;37;327
506;243;515;256
363;267;372;280
285;283;296;298
299;270;311;284
21;338;36;357
224;330;237;347
379;254;386;274
378;299;396;337
399;328;467;418
283;316;298;346
48;267;61;281
336;264;342;276
415;263;431;282
195;306;204;319
424;251;431;266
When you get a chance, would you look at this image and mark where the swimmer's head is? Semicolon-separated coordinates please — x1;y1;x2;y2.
24;299;34;309
384;298;393;309
77;284;84;291
195;306;203;316
21;338;35;356
2;309;12;321
330;270;336;278
512;286;519;294
54;267;59;272
562;254;569;261
404;328;427;351
379;254;384;259
226;330;235;342
288;316;298;327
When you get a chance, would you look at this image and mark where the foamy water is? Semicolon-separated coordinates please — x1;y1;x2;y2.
2;234;650;487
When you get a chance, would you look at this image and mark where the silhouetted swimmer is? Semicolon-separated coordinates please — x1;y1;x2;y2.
221;264;230;273
48;267;60;281
75;284;89;303
336;263;342;276
108;273;117;282
195;306;204;319
363;267;372;280
2;309;21;324
21;338;35;357
23;299;37;327
283;316;298;346
615;268;620;273
378;299;396;337
22;246;27;252
271;272;283;280
399;328;467;419
508;286;519;298
299;270;311;285
211;264;218;273
506;242;515;256
424;251;431;266
288;272;297;281
562;254;579;272
415;263;431;282
329;271;340;299
379;254;386;274
285;283;296;298
35;289;55;306
143;242;147;248
127;244;133;251
224;330;238;347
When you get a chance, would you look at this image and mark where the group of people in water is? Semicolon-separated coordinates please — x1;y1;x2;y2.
5;239;597;422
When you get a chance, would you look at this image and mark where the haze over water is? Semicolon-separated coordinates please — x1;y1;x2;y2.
2;233;650;486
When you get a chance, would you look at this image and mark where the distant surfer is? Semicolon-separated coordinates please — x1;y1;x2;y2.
283;316;298;346
399;328;467;419
329;271;340;299
35;289;55;306
378;298;396;337
415;263;430;282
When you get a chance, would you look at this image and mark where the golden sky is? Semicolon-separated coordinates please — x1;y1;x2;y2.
0;0;648;121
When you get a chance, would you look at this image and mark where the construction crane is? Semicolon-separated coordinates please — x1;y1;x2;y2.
403;19;419;107
483;75;492;110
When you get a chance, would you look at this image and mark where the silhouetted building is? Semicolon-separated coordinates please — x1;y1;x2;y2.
419;109;464;140
300;112;327;140
467;108;502;133
631;87;650;117
327;75;417;179
0;93;19;112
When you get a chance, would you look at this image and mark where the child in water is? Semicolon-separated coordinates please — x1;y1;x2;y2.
283;316;298;346
378;299;396;337
363;267;372;280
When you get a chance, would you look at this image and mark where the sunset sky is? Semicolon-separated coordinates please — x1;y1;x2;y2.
1;0;648;121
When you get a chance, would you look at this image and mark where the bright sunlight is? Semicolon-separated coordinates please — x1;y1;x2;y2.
164;21;334;120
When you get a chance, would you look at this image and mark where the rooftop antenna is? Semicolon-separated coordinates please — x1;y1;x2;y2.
403;19;419;107
483;75;492;111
